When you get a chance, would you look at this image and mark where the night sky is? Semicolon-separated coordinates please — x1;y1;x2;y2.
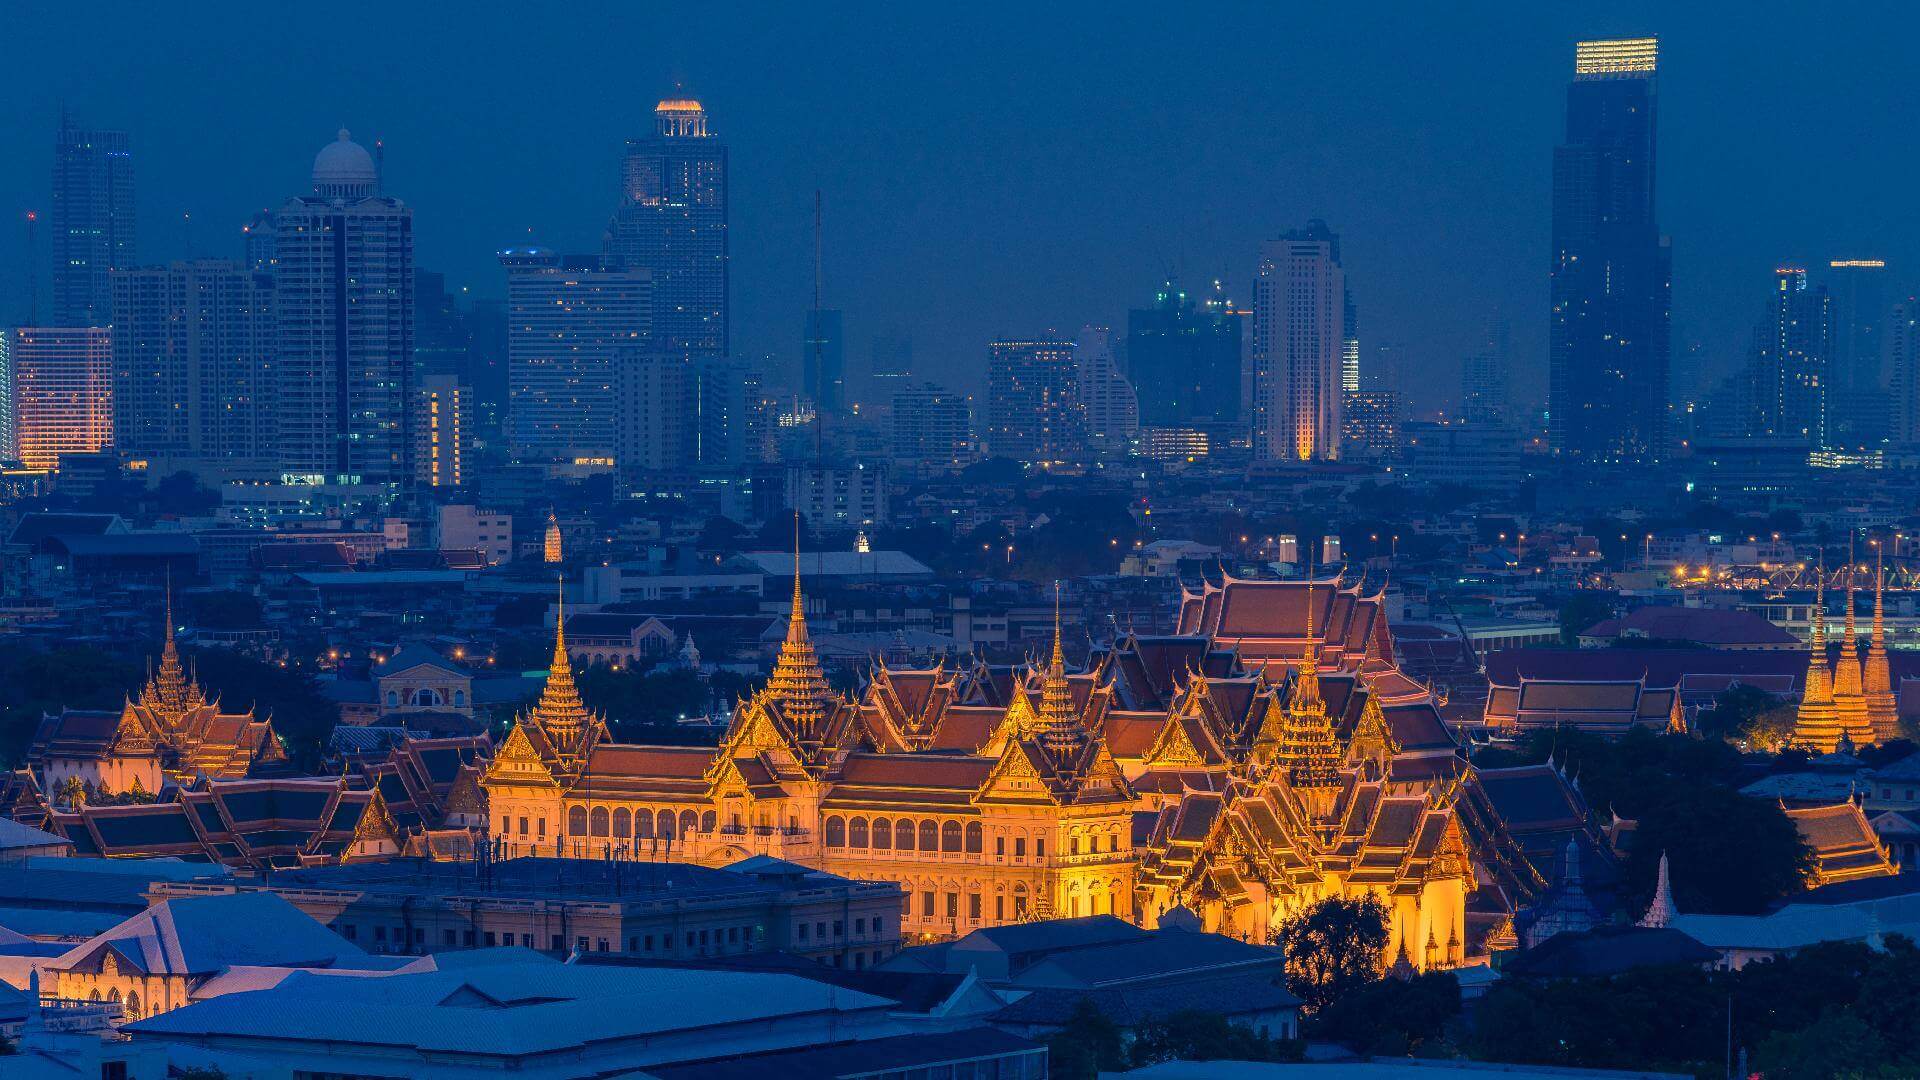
5;2;1916;412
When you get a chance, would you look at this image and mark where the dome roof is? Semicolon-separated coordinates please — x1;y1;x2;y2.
312;129;377;195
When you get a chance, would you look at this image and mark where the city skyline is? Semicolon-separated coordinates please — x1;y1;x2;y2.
5;5;1919;413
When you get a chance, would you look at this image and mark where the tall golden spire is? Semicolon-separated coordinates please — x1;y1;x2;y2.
523;578;602;768
765;523;832;735
1833;541;1871;748
1038;582;1081;754
140;573;204;730
1794;566;1840;753
1865;545;1899;742
1278;566;1341;805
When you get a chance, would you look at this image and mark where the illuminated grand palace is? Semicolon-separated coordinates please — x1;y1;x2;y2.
480;566;1591;968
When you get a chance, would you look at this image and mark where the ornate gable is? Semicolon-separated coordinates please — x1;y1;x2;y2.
483;723;559;789
976;740;1056;805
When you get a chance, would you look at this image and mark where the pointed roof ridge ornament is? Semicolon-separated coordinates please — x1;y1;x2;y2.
1639;849;1677;928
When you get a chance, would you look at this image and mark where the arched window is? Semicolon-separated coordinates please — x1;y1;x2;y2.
410;688;443;708
634;810;654;838
872;818;892;849
453;689;467;708
657;810;676;840
1013;883;1030;920
701;810;716;832
1068;883;1082;917
941;821;962;852
613;808;631;838
825;817;847;847
965;821;983;853
919;820;939;851
568;806;588;836
849;817;869;847
385;690;398;708
1109;881;1123;916
679;809;699;838
896;819;916;850
590;807;610;837
126;991;141;1020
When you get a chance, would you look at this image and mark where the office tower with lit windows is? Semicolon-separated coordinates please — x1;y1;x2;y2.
697;356;773;469
890;382;975;473
803;308;845;413
5;326;114;472
606;98;728;357
1461;317;1512;423
1825;259;1890;446
1074;325;1138;456
109;260;275;462
1125;280;1245;437
614;351;696;485
1549;36;1670;463
242;211;276;274
1252;221;1345;462
1341;292;1360;394
415;372;468;489
272;130;414;487
1889;297;1920;446
51;115;136;327
500;248;651;464
1741;267;1833;446
1341;390;1401;462
986;339;1081;464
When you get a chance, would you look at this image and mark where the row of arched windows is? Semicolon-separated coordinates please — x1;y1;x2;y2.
824;815;983;853
566;805;715;840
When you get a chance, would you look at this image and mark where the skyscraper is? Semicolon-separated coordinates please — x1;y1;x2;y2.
614;351;696;484
802;308;845;413
696;355;773;470
890;382;975;473
605;98;728;357
1461;317;1512;423
109;260;275;462
1549;37;1670;463
1741;267;1833;446
1124;280;1244;435
1074;325;1138;456
5;326;114;472
50;114;136;327
1253;222;1346;462
500;248;652;463
272;130;415;487
1825;259;1890;447
986;339;1081;464
1888;296;1920;446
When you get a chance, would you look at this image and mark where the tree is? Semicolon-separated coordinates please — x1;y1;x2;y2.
1695;685;1777;742
1046;999;1127;1080
1557;591;1614;645
1272;894;1388;1014
190;591;263;630
1129;1009;1303;1067
1623;784;1814;914
1315;970;1460;1056
1752;1008;1890;1080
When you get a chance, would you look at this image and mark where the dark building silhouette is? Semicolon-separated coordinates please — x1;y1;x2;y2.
1549;37;1670;463
803;308;845;413
51;114;136;327
1125;280;1244;432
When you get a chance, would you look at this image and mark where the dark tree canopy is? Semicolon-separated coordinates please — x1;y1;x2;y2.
1272;893;1389;1014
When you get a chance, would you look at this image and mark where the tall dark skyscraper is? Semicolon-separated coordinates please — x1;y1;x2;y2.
803;308;845;413
1740;267;1833;447
1125;280;1243;435
605;98;729;357
1825;259;1890;446
50;114;137;327
1548;37;1670;463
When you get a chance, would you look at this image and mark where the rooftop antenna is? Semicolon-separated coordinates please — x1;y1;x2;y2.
374;138;385;195
812;189;825;463
23;209;39;324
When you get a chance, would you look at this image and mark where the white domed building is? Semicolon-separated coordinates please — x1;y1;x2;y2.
312;128;379;200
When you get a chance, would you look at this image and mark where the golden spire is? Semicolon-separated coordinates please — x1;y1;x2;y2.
1833;541;1871;747
543;509;563;564
524;578;601;767
1038;582;1080;754
1278;563;1341;802
1865;544;1899;742
1794;565;1840;753
765;521;832;735
140;573;203;730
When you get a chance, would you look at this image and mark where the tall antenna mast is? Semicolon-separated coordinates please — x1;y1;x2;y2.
24;211;39;325
812;189;824;463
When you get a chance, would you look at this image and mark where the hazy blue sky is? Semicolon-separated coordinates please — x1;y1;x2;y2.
5;2;1916;410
